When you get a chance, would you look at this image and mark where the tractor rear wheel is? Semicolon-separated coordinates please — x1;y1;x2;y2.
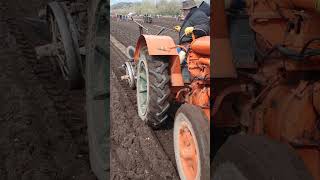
136;47;170;128
174;104;210;180
212;135;313;180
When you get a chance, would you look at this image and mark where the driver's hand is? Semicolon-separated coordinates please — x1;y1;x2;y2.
174;25;181;32
184;27;194;35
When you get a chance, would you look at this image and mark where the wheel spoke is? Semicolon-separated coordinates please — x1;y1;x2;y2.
50;15;57;43
57;54;69;77
50;14;68;80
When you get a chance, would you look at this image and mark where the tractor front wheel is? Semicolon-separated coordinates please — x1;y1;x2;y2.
136;47;170;128
174;104;210;180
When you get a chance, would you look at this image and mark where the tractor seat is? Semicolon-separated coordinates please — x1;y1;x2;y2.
190;36;210;56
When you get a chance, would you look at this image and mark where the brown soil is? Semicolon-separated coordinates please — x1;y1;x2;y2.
110;18;182;179
0;0;96;179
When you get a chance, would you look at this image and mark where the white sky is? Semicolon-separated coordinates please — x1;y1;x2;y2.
111;0;141;5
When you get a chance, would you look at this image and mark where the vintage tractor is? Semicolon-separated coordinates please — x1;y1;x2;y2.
34;0;108;180
212;0;320;179
121;23;210;179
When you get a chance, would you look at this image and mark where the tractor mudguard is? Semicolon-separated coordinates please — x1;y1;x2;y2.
134;35;178;59
134;35;184;86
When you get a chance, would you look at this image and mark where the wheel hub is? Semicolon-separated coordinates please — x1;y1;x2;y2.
122;62;136;89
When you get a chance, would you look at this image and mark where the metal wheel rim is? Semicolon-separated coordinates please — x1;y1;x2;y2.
137;56;149;117
174;112;201;180
49;11;69;78
124;62;135;89
178;120;199;180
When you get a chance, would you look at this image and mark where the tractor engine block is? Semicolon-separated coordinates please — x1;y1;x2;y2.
185;51;210;120
186;81;210;120
187;51;210;80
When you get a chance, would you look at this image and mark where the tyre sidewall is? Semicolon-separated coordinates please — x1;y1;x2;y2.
174;104;210;180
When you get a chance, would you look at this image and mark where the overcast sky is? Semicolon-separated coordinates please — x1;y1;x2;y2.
111;0;141;5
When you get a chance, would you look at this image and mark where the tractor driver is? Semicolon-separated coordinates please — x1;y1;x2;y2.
175;0;210;45
175;0;210;82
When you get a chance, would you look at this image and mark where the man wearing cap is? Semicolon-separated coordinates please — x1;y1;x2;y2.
175;0;210;83
175;0;210;44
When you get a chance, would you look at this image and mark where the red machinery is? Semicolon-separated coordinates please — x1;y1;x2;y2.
212;0;320;179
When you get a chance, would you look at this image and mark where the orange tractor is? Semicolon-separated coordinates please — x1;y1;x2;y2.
212;0;320;179
121;24;210;179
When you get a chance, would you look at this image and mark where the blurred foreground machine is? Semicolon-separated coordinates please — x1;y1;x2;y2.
35;1;108;180
212;0;320;179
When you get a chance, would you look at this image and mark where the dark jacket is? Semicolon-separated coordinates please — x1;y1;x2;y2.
199;1;210;17
179;7;210;44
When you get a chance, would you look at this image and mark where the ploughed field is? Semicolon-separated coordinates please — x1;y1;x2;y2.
110;17;182;179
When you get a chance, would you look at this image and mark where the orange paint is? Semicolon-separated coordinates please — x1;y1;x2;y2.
133;34;178;62
297;148;320;180
170;55;184;87
179;123;199;180
191;36;210;55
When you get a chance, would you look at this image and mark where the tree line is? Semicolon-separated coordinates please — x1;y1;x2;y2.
111;0;209;16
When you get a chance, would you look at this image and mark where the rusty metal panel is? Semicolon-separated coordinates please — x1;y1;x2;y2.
275;0;320;12
297;149;320;180
212;0;237;78
170;55;184;87
212;38;237;78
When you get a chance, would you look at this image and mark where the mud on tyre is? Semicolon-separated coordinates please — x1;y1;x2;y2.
136;47;170;128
